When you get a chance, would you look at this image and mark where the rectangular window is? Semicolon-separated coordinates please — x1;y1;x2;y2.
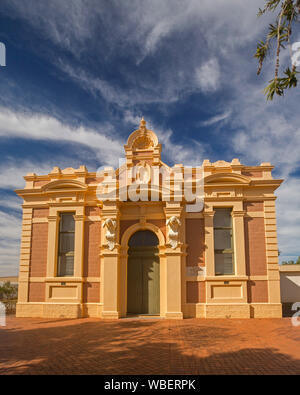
57;213;75;277
214;208;234;275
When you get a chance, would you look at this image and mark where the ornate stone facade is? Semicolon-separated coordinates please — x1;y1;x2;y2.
15;119;283;319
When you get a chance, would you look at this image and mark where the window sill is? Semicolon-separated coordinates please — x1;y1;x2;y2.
205;275;248;281
45;277;83;282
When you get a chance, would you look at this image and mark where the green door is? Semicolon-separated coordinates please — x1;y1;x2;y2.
127;231;160;315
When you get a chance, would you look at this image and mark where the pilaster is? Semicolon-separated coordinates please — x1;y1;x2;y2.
74;211;85;278
231;210;247;276
17;207;33;303
264;200;281;305
46;213;59;277
100;201;120;319
164;202;183;319
204;210;215;277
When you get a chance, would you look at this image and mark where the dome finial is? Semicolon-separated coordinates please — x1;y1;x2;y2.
140;117;146;129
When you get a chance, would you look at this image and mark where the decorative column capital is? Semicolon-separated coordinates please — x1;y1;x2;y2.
100;244;121;257
164;246;185;256
48;215;58;222
163;201;183;217
203;210;215;218
74;214;85;221
231;210;246;218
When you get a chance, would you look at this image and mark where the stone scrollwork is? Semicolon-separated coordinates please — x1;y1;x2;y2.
166;216;181;249
135;161;151;184
102;218;117;250
132;135;154;150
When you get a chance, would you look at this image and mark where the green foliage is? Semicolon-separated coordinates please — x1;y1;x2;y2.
255;0;300;100
0;281;18;300
282;256;300;264
264;67;299;99
258;0;282;16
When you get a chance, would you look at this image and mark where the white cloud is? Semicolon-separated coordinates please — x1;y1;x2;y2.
3;0;266;56
226;83;300;259
123;111;142;126
276;177;300;259
201;110;232;126
0;107;208;192
1;0;299;266
146;120;206;166
121;111;206;166
195;58;221;93
1;0;95;55
1;0;269;105
230;87;300;178
0;196;22;211
0;161;55;190
0;210;22;276
0;107;208;275
0;107;124;167
58;61;183;106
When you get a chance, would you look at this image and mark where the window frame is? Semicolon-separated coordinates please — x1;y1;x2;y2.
57;212;76;277
213;208;235;276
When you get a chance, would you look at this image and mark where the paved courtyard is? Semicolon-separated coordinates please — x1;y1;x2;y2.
0;316;300;375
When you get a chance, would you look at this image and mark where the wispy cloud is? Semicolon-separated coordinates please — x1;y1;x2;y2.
121;111;206;166
230;87;300;178
0;0;299;271
201;110;232;126
195;58;221;93
1;0;270;107
0;107;124;167
0;210;21;276
276;177;300;260
2;0;267;56
0;196;22;211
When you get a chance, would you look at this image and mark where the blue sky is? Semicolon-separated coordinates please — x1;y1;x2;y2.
0;0;299;275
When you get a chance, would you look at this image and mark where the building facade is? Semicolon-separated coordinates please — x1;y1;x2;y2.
16;119;283;319
280;264;300;316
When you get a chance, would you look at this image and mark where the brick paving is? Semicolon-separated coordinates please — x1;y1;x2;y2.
0;316;300;375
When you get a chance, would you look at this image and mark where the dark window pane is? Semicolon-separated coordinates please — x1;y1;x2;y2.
59;233;75;254
214;209;232;228
215;253;233;275
57;213;75;276
214;229;232;250
60;213;75;232
58;254;74;277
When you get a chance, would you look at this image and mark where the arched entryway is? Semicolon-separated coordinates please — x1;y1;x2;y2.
127;230;160;315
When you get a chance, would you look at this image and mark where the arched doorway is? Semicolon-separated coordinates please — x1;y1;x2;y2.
127;230;160;315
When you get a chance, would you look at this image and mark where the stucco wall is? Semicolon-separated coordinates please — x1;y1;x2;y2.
280;265;300;303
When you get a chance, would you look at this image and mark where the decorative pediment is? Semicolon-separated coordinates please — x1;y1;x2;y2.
42;179;87;192
212;160;232;167
205;173;251;185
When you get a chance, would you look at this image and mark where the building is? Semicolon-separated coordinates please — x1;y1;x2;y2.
15;119;283;319
0;276;18;286
279;264;300;316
